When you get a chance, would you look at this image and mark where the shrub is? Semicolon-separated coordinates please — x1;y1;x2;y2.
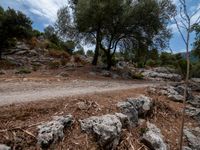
49;49;70;59
192;62;200;78
137;61;145;68
146;59;157;67
48;61;60;69
132;73;144;79
0;59;16;69
15;67;31;74
28;37;38;49
60;58;69;66
177;59;192;78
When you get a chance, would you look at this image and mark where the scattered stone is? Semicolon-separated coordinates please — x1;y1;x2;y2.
188;95;200;108
77;101;89;110
141;69;181;81
59;72;69;77
80;114;122;149
141;122;167;150
114;113;129;128
184;128;200;149
116;61;128;70
185;106;200;123
37;115;73;148
101;70;111;77
182;146;192;150
0;144;11;150
112;73;120;79
191;78;200;83
117;95;152;126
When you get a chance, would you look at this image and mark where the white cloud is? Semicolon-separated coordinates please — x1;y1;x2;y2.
24;0;68;23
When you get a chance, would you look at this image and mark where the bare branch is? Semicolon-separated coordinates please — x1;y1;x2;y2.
173;17;187;45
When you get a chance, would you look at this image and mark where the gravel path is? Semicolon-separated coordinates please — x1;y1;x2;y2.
0;80;154;106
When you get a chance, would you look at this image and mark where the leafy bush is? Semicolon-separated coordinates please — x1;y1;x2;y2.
146;59;157;67
48;61;60;69
15;67;31;74
86;50;94;57
192;62;200;78
137;61;145;68
132;73;144;79
177;59;192;78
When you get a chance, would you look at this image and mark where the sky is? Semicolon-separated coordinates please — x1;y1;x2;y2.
0;0;200;52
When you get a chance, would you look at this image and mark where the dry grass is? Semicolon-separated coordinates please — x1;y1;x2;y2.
49;49;70;59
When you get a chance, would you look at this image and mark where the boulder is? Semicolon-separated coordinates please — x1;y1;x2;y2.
80;114;123;149
185;106;200;123
184;127;200;149
188;95;200;108
117;95;152;126
0;144;11;150
116;61;128;70
37;115;73;148
141;122;167;150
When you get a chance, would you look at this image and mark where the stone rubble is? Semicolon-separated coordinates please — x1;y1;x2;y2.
37;115;73;148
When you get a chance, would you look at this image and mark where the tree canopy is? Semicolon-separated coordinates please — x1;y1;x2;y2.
56;0;175;69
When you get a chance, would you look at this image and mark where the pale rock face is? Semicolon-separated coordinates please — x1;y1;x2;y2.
142;122;167;150
37;115;73;148
0;144;11;150
79;114;123;149
184;127;200;149
117;95;153;126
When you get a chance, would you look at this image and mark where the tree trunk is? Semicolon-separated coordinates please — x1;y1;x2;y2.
0;49;2;60
92;27;100;66
106;51;112;70
179;29;190;150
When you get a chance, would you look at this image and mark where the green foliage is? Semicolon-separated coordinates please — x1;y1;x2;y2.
191;62;200;78
132;73;144;80
137;61;145;68
86;50;94;57
146;59;157;67
193;24;200;59
56;0;175;69
177;59;192;78
74;49;85;55
160;52;176;66
0;7;33;58
60;40;76;54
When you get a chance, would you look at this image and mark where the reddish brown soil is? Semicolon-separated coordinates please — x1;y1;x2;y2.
0;86;198;150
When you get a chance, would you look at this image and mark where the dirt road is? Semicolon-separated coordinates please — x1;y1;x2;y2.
0;79;155;106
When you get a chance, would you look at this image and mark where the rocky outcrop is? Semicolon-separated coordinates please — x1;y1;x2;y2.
37;115;73;148
141;122;167;150
141;69;181;81
117;95;153;126
79;114;127;149
184;127;200;149
185;106;200;123
149;84;193;102
0;144;11;150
